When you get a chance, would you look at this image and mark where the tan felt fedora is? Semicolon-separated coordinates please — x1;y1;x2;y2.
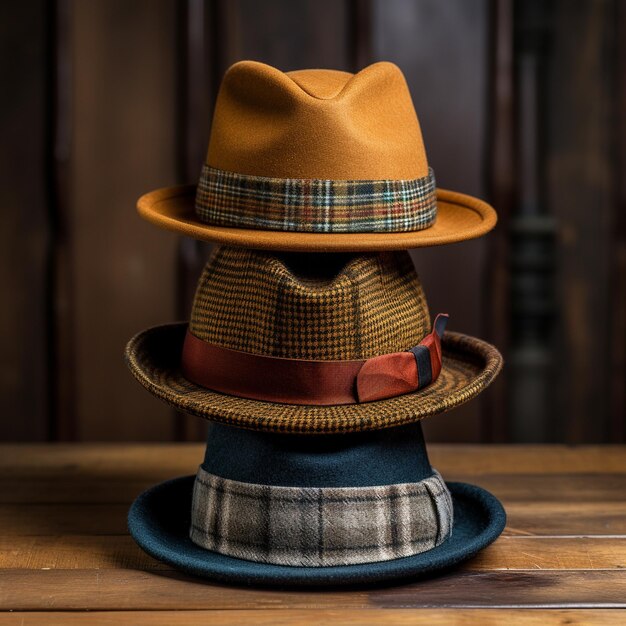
137;61;497;252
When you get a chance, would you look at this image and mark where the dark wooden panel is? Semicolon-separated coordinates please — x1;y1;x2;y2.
174;0;220;442
228;0;351;71
175;0;222;325
610;0;626;442
484;0;515;442
547;0;616;443
372;0;491;442
350;0;374;70
373;0;489;198
0;1;49;441
506;0;558;443
70;0;180;440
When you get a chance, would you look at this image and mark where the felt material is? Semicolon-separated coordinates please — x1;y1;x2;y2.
189;467;452;566
201;421;434;487
206;61;429;180
125;323;502;435
137;185;497;252
195;164;437;233
287;68;352;99
127;476;506;587
136;61;497;251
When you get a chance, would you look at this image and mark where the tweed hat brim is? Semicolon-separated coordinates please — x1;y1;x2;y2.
128;475;506;587
137;186;497;252
125;323;503;435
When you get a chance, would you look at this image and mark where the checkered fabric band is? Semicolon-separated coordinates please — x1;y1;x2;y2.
189;466;453;567
195;164;438;233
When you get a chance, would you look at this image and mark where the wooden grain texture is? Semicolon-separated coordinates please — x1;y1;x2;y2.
507;0;559;443
0;444;624;621
373;0;491;444
50;0;76;442
1;610;626;625
4;472;622;506
70;0;179;440
3;443;624;474
484;0;514;443
174;0;218;443
229;0;351;71
2;445;626;506
549;0;616;443
1;536;624;571
612;0;626;443
3;501;626;537
1;569;626;610
503;502;626;535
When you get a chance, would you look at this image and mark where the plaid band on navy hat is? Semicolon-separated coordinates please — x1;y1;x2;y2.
195;164;438;233
190;467;453;567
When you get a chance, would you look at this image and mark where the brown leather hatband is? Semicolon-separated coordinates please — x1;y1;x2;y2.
181;314;448;406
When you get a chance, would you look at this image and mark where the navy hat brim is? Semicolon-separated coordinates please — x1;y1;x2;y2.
128;475;506;588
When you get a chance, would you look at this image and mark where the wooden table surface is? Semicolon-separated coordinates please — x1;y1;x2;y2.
0;444;625;624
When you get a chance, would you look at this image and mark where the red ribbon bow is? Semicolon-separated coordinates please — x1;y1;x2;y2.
356;313;449;402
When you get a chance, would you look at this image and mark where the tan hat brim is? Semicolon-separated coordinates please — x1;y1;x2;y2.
137;186;497;252
125;323;503;434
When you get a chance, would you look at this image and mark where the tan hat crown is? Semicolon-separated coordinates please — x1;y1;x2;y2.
137;60;497;250
206;60;429;180
190;247;431;361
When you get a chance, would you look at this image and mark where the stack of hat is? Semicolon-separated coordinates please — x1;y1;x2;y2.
125;61;506;587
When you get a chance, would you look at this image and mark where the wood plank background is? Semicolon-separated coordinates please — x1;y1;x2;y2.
0;0;624;443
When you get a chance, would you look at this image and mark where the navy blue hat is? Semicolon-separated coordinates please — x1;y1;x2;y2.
128;421;505;587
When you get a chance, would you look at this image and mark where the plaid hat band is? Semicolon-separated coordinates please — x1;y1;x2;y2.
195;164;438;233
190;466;453;567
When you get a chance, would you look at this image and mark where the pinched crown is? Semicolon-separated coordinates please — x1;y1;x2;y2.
206;61;429;180
189;246;431;361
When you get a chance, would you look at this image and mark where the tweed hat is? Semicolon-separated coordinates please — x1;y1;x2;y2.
136;60;497;252
128;420;506;587
125;246;502;434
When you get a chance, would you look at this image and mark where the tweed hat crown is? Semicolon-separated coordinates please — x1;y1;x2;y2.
136;61;497;251
189;247;429;361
